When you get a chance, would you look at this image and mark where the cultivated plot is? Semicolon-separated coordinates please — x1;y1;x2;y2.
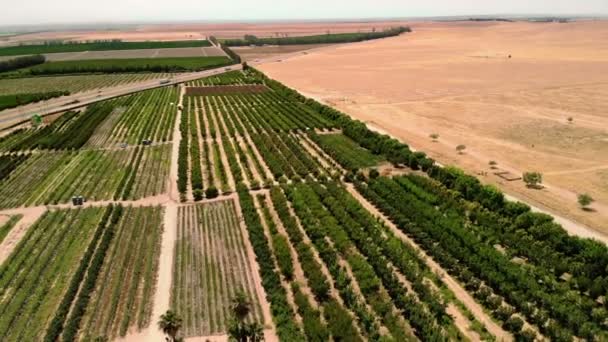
171;200;264;337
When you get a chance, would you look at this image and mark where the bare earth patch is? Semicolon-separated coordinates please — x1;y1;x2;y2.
259;20;608;236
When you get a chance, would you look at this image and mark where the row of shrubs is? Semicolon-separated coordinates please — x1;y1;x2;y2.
43;205;119;341
0;90;69;111
0;54;45;73
223;27;411;46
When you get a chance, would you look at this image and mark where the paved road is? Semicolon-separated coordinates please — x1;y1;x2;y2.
0;63;243;129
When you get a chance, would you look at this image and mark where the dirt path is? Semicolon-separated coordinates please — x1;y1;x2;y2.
146;202;178;342
345;184;512;342
169;85;185;202
0;206;45;265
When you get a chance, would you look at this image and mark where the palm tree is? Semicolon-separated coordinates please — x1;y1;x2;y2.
158;310;182;342
231;291;251;322
246;322;264;342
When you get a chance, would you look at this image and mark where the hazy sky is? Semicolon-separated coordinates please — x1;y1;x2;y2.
3;0;608;26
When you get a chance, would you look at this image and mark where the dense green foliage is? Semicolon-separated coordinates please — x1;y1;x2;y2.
309;132;383;170
23;56;231;75
0;103;114;151
0;40;211;56
223;27;411;46
0;207;106;341
357;175;608;340
0;214;22;244
236;184;307;341
0;91;69;111
0;154;29;182
0;54;45;73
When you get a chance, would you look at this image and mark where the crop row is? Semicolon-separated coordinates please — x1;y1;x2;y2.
86;86;179;148
0;102;115;151
78;205;163;340
236;184;307;341
0;40;211;57
0;145;170;208
0;153;29;181
356;174;608;340
0;73;175;95
171;200;263;336
0;207;107;341
0;214;22;244
0;90;69;111
26;56;232;76
308;131;384;170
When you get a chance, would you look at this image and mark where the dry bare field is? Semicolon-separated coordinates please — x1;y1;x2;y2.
259;20;608;236
2;21;409;44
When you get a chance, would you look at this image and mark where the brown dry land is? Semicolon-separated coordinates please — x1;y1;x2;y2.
2;21;409;44
259;20;608;236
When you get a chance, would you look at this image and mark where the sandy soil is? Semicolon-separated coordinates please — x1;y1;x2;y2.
4;21;409;44
259;20;608;237
0;206;45;265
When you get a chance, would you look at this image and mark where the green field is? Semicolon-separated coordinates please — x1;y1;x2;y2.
0;215;22;244
0;40;211;57
310;132;384;170
0;207;106;341
24;56;232;75
0;65;606;342
0;91;69;111
0;73;174;94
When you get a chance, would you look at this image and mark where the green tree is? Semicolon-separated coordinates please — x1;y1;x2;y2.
578;193;594;210
231;291;252;322
158;310;182;342
488;160;497;169
429;133;439;142
228;292;265;341
523;172;543;188
456;144;466;154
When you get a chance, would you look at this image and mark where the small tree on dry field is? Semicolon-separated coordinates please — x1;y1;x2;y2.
456;144;467;154
578;193;594;210
523;172;543;189
430;133;439;142
567;117;574;124
489;160;498;169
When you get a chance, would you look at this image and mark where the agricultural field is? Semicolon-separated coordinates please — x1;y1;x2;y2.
0;91;69;111
0;62;606;342
0;205;163;342
24;56;232;75
0;73;175;95
0;86;178;151
0;40;212;57
177;82;336;200
0;214;22;244
0;207;107;341
309;132;384;170
171;200;264;337
78;205;164;340
0;145;171;208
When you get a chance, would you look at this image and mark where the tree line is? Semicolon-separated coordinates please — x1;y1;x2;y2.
0;54;45;73
223;27;411;46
